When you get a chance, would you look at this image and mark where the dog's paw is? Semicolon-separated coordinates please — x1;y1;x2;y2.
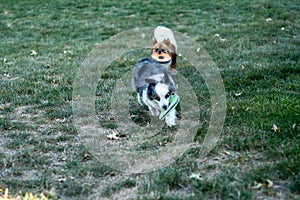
166;117;176;127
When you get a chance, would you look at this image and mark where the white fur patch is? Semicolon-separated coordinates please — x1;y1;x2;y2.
154;84;169;109
149;74;164;82
165;108;176;127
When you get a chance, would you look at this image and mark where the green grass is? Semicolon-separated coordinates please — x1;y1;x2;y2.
1;0;299;199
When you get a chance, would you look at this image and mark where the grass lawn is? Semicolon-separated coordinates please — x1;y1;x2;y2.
0;0;299;199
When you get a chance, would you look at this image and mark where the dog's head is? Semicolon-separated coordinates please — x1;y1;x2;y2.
151;38;177;70
145;74;175;110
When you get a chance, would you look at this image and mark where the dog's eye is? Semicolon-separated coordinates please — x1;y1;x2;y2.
155;96;160;101
165;94;170;98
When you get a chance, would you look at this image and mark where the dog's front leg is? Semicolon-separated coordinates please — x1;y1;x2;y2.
165;109;176;127
148;106;160;116
137;93;143;105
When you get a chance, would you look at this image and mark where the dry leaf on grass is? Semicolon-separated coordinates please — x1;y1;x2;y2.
271;124;280;132
73;95;80;101
82;150;91;160
30;50;38;56
189;173;203;180
234;92;243;97
0;187;55;200
252;179;274;190
265;18;273;22
107;130;120;140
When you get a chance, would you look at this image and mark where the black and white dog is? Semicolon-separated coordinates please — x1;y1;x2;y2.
132;58;177;127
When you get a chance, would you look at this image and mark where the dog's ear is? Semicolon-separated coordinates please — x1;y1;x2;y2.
152;38;158;54
167;42;177;69
152;37;158;45
163;71;176;92
163;38;171;45
169;86;176;95
169;85;176;95
170;52;177;69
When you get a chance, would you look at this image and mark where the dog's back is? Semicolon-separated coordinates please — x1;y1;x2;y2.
132;58;176;92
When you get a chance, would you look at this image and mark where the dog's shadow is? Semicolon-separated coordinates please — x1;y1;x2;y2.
129;94;151;126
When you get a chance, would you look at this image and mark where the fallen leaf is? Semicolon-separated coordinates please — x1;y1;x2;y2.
271;124;280;132
82;150;91;160
73;95;80;101
252;179;274;190
252;182;263;189
30;49;38;56
234;92;243;97
189;173;202;180
199;157;208;163
266;18;273;22
83;151;89;157
223;150;231;156
56;118;66;123
107;130;120;140
265;179;274;188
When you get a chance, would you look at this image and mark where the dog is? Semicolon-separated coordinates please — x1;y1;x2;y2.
151;26;177;70
132;58;177;127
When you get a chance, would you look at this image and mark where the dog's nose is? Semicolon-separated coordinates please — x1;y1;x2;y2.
156;49;162;54
162;105;167;110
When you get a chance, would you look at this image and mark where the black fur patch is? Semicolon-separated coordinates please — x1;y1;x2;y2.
136;86;146;97
147;83;157;100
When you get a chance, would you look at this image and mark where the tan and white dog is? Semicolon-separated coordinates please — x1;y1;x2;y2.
151;26;177;71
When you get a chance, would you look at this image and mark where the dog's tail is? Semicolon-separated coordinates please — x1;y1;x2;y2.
153;26;177;52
